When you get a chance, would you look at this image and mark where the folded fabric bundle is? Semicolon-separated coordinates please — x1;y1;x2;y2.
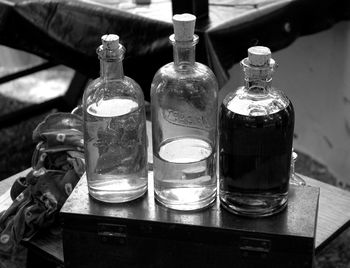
0;112;85;252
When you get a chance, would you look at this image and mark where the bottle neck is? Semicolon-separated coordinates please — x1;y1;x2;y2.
244;77;272;94
97;44;125;80
241;58;275;95
100;58;124;80
170;34;198;68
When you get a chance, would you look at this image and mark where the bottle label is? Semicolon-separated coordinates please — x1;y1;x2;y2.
163;109;210;129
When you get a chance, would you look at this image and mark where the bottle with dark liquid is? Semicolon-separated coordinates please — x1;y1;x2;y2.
219;46;294;217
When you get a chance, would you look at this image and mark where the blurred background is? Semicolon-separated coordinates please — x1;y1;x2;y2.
0;13;349;268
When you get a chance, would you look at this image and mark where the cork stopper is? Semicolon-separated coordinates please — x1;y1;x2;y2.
101;34;119;50
172;13;196;41
248;46;271;67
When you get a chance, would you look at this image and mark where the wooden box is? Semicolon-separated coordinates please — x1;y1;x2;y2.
61;172;319;268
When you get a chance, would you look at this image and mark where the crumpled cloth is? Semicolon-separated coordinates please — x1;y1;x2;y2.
0;112;85;252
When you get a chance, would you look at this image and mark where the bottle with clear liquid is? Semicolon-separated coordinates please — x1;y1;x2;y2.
219;46;295;217
151;14;218;211
83;34;148;203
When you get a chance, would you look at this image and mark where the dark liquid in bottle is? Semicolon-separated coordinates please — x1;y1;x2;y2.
219;101;294;216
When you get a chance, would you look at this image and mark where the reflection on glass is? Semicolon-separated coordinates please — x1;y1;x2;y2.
290;150;306;186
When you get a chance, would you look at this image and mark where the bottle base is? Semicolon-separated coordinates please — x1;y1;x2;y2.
155;187;217;211
220;192;288;217
88;185;147;203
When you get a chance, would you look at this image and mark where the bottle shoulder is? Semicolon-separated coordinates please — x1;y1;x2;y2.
223;86;292;116
86;76;142;92
83;76;145;104
153;62;218;85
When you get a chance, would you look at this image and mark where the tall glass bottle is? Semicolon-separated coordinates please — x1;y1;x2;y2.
151;14;218;211
219;46;295;217
83;34;148;203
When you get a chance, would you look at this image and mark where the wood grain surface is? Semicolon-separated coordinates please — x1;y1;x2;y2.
302;175;350;254
0;171;349;264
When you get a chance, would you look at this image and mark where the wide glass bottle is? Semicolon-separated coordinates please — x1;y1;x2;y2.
219;46;295;217
83;34;148;203
151;14;218;211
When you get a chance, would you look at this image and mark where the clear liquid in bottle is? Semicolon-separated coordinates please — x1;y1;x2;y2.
85;98;147;203
83;34;148;203
151;14;218;210
154;137;216;210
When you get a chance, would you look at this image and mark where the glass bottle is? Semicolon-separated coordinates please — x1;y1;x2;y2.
290;149;306;186
219;46;295;217
151;14;218;211
83;34;148;203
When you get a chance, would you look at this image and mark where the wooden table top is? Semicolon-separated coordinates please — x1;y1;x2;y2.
1;168;350;264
